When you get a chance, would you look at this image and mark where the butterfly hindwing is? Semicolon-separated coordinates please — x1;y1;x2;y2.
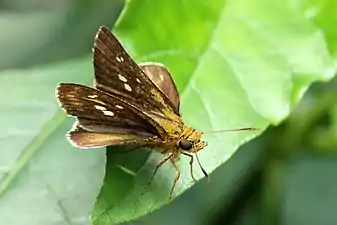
139;62;180;113
67;124;150;148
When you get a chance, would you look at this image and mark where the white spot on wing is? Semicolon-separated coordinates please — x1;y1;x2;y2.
94;105;106;111
136;78;141;83
118;74;127;82
103;111;114;116
88;94;98;98
124;83;132;92
159;74;164;81
116;56;124;62
116;105;123;109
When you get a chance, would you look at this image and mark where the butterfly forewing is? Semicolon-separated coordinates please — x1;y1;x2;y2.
56;83;166;147
76;117;156;137
93;26;183;136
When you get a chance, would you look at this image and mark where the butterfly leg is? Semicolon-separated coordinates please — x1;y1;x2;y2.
168;158;181;200
182;152;196;182
141;153;173;196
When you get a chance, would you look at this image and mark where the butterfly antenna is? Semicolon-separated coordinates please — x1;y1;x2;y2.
195;152;210;182
206;127;260;134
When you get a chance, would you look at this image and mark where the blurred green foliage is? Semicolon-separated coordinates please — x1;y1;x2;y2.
0;1;337;225
0;0;123;69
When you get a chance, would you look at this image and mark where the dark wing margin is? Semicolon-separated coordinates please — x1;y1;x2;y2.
56;83;168;148
92;26;181;121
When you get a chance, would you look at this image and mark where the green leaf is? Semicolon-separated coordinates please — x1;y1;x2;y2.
91;0;336;224
308;0;337;59
0;59;106;224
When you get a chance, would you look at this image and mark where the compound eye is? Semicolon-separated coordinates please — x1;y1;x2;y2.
178;138;193;150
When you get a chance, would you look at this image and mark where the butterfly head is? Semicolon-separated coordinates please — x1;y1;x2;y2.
178;130;207;153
